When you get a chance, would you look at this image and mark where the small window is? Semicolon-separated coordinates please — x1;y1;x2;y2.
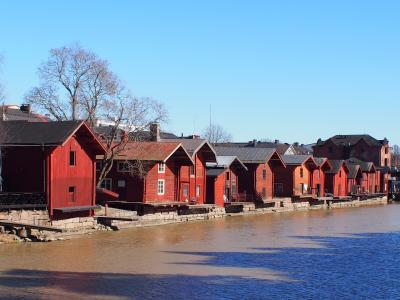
300;168;304;178
231;184;237;195
157;179;165;195
117;162;130;172
385;158;388;167
385;147;389;154
262;169;267;180
96;161;103;172
190;165;195;176
100;178;112;190
196;185;200;197
68;186;76;202
182;184;189;197
226;172;230;181
117;180;126;188
69;151;76;166
158;162;166;173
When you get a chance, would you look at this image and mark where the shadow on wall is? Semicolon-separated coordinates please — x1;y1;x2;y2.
1;232;400;299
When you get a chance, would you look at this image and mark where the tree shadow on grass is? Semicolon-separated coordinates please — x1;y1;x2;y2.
0;232;400;299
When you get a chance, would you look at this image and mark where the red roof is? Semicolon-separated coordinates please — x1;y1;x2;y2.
115;141;193;164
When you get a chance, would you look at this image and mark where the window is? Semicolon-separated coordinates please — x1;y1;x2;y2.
300;168;304;178
385;158;388;167
100;178;112;190
226;172;230;181
274;183;283;194
262;169;267;180
117;162;130;172
262;187;266;198
232;184;237;195
69;151;76;166
117;180;126;188
196;185;201;197
96;161;103;172
68;186;76;202
157;179;165;195
182;184;189;197
158;162;165;173
385;147;389;154
190;165;195;176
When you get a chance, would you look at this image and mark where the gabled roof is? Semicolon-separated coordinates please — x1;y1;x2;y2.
1;106;50;122
216;141;291;155
345;157;375;173
214;146;285;166
161;138;217;162
316;135;388;147
282;155;316;166
326;160;349;174
347;164;362;179
115;141;193;164
216;156;248;171
0;120;106;153
206;168;226;177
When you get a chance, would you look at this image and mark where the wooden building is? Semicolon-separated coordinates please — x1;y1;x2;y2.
214;147;286;201
345;158;379;194
311;157;332;197
325;160;349;197
98;142;193;203
346;164;363;194
206;156;248;207
274;155;318;197
0;121;106;219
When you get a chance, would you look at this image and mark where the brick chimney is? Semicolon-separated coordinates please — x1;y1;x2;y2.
150;122;160;141
20;104;31;113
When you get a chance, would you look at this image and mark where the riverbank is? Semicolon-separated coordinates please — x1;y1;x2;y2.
0;195;388;244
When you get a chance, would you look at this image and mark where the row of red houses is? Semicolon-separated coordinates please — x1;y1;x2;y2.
0;111;392;219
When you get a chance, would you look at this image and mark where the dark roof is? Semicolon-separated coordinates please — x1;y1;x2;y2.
0;120;84;145
314;157;328;167
326;160;347;174
216;141;291;155
93;126;179;142
345;157;375;172
214;146;279;164
206;168;226;177
282;155;314;165
347;164;362;179
316;135;388;147
161;138;216;159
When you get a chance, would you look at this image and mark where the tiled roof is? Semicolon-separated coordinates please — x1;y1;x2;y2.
115;141;192;163
316;135;388;147
161;138;216;159
326;160;347;174
345;157;375;172
282;155;315;166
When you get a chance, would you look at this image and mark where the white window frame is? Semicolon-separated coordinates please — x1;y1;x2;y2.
158;179;165;195
158;162;166;173
100;178;112;190
117;180;126;188
196;185;201;197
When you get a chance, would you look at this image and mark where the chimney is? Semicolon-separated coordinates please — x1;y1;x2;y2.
20;104;31;113
274;139;280;144
294;142;299;146
150;122;160;141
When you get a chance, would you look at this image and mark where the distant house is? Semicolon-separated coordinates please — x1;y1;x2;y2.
311;157;331;197
98;141;193;203
1;104;50;122
216;140;312;155
206;156;248;207
0;121;106;219
313;134;391;193
345;158;379;194
214;147;286;201
274;155;318;197
325;160;349;197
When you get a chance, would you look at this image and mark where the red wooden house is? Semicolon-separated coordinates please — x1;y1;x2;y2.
214;147;286;201
0;121;106;219
206;156;248;207
346;158;379;194
311;157;332;197
274;155;318;197
346;164;363;194
160;138;217;204
325;160;349;197
98;141;193;203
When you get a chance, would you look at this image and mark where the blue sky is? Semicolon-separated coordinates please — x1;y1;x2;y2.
0;1;399;144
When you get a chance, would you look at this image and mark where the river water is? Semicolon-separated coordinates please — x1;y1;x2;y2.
1;204;400;299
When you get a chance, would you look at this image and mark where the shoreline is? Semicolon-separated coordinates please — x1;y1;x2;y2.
0;196;389;244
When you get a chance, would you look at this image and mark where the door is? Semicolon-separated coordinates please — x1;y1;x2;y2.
316;184;321;197
181;183;189;202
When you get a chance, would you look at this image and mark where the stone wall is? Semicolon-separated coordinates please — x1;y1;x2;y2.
0;209;49;225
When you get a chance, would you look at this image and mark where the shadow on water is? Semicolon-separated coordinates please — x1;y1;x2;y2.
1;232;400;299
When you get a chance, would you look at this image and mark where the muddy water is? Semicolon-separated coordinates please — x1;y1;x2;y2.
1;205;400;299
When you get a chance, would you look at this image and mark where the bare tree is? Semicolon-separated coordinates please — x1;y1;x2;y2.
203;123;232;145
392;144;400;168
26;44;168;186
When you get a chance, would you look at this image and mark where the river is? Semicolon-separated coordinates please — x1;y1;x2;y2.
1;204;400;299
